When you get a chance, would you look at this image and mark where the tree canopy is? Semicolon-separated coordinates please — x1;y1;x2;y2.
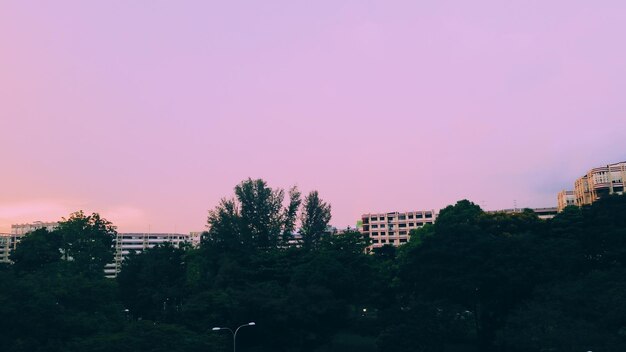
300;191;332;250
3;182;626;352
204;178;302;251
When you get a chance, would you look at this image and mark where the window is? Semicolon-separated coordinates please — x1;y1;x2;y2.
408;222;414;226
372;232;379;236
425;213;432;218
380;224;385;228
371;217;377;221
398;215;406;220
388;217;394;221
399;223;407;228
416;213;423;219
408;214;414;219
399;231;407;235
371;224;378;229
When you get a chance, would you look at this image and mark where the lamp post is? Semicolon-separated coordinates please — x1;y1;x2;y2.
212;322;256;352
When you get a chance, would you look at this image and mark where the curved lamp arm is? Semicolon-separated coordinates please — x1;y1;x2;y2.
211;322;255;352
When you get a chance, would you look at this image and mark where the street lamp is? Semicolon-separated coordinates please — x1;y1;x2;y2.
211;322;256;352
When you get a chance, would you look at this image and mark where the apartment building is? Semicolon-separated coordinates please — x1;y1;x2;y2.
4;222;195;276
0;222;60;263
574;161;626;207
105;232;193;277
11;221;58;235
557;190;576;212
360;210;436;250
0;233;17;263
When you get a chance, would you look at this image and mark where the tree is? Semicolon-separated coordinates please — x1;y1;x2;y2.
7;195;626;352
56;211;117;276
10;228;62;271
235;178;286;249
319;229;370;256
300;191;332;250
282;186;302;244
0;266;123;352
10;211;115;276
66;321;224;352
205;198;243;250
498;269;626;352
396;201;542;351
433;199;483;236
405;223;435;249
117;243;189;321
204;179;302;250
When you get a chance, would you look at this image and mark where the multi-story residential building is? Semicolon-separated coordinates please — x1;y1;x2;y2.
11;221;58;235
360;210;436;250
557;190;576;212
105;232;193;277
574;161;626;207
0;233;17;263
5;222;196;276
1;222;60;263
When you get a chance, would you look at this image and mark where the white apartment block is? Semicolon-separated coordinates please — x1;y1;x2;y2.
11;221;58;235
1;222;60;264
105;232;194;278
3;222;197;276
360;210;436;250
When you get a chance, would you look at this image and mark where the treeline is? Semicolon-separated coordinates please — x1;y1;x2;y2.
2;179;626;352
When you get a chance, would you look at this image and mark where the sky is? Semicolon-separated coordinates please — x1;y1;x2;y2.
1;1;625;233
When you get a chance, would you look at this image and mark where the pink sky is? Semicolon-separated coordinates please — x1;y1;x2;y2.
1;1;625;233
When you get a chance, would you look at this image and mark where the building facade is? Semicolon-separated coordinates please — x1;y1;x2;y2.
11;221;58;235
557;190;576;212
1;222;60;263
360;210;436;250
574;162;626;207
0;233;18;263
3;222;196;276
105;232;194;277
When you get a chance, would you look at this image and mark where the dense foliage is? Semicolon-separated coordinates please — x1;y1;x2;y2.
2;180;626;352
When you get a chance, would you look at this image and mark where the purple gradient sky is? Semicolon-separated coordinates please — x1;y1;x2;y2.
1;1;625;233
